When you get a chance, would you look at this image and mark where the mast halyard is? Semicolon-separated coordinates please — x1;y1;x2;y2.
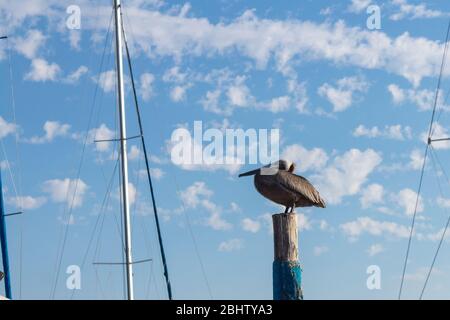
113;0;134;300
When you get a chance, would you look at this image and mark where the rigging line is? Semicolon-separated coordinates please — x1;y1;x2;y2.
420;147;450;299
429;19;450;138
70;158;119;300
399;19;450;299
5;31;24;300
122;20;173;300
398;143;429;299
50;8;115;299
122;3;212;299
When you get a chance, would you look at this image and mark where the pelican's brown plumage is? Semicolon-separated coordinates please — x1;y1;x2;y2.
239;160;326;213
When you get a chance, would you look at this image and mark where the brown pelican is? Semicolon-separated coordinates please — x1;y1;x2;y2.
239;160;326;213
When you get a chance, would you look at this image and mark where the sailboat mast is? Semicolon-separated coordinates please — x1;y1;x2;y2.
113;0;134;300
0;36;11;300
0;170;12;299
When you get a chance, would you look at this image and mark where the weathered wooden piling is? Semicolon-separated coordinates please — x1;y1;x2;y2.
272;213;303;300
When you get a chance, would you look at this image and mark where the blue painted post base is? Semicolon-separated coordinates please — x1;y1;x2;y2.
273;260;303;300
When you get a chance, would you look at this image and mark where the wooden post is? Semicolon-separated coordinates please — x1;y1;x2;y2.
272;213;303;300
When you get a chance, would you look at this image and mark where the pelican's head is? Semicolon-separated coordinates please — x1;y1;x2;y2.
272;159;295;172
238;159;295;177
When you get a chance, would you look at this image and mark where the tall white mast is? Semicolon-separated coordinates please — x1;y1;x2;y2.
113;0;134;300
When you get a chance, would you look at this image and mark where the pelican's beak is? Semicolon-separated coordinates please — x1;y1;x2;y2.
238;168;260;178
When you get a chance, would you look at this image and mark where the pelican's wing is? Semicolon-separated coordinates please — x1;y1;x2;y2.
276;171;326;208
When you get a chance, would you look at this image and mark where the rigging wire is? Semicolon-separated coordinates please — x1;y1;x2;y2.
4;32;24;299
121;22;173;300
121;1;213;299
50;8;114;299
398;18;450;300
419;147;450;299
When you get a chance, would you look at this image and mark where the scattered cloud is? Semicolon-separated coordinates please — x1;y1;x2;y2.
394;188;424;216
7;195;47;210
218;238;243;252
28;121;70;144
88;124;115;152
42;178;88;208
367;243;384;257
353;124;412;140
390;0;448;21
140;72;155;101
241;218;261;233
0;117;18;139
313;245;329;256
65;65;88;84
13;29;46;59
340;217;410;240
318;76;369;112
313;149;382;205
360;183;384;209
179;181;232;230
24;58;60;82
281;144;328;173
348;0;372;13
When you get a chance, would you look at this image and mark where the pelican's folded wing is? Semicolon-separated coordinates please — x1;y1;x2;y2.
276;171;326;208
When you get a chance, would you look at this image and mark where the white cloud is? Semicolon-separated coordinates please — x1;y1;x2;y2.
340;217;410;239
65;65;88;84
360;183;384;209
437;196;450;209
395;188;424;216
218;238;243;252
281;144;328;173
388;84;406;104
241;218;261;233
348;0;372;13
170;85;190;102
7;195;47;210
227;77;252;107
42;178;88;208
24;58;60;82
353;124;412;140
390;0;447;21
388;84;445;110
297;213;311;231
96;70;116;93
0;117;18;139
140;72;155;101
13;29;46;59
163;66;187;83
312;149;382;205
367;243;384;257
179;181;232;230
229;202;241;213
58;213;76;226
409;149;424;170
313;245;329;256
28;121;70;144
150;168;165;180
128;145;141;160
318;76;369;112
88;124;115;152
5;4;450;86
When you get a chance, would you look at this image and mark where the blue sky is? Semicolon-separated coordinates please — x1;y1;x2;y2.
2;0;450;300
